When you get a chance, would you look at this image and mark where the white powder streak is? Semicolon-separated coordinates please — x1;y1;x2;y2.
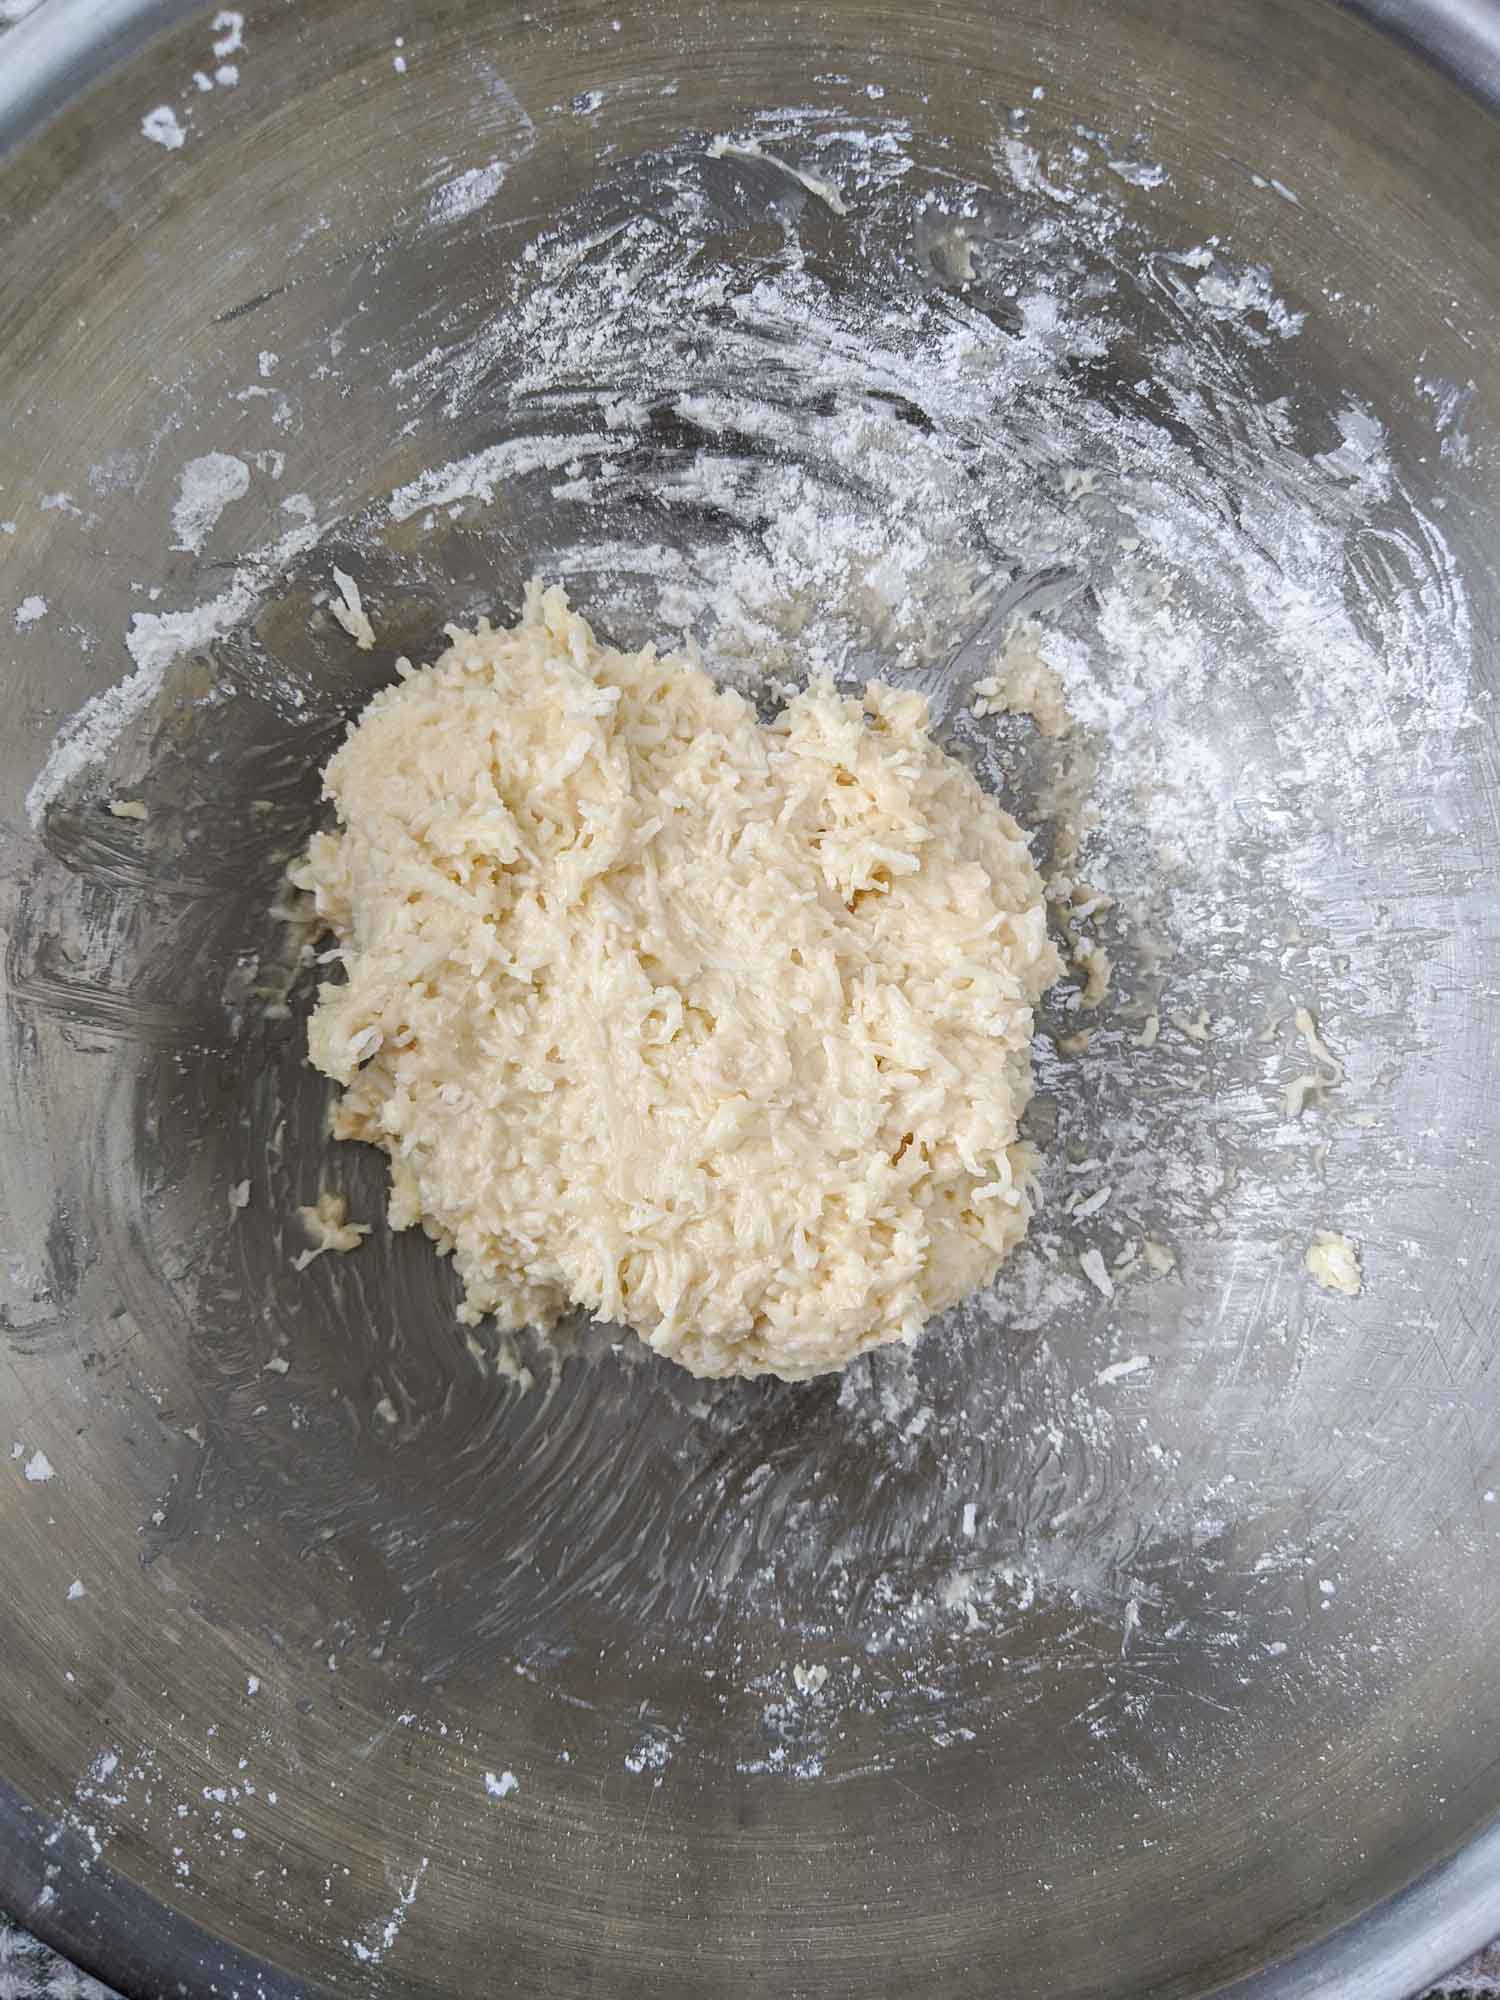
25;518;320;825
1096;1355;1152;1386
427;160;512;224
171;453;250;554
141;106;186;150
707;135;849;214
388;434;592;519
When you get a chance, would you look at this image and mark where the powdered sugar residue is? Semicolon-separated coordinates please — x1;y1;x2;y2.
428;160;512;224
141;106;186;151
348;1857;427;1967
171;453;250;554
25;515;320;825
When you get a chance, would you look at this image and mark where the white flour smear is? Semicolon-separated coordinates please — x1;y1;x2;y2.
139;105;185;150
23;516;321;825
171;451;250;553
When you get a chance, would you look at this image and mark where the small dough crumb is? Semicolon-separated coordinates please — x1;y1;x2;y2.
108;798;149;821
1172;1009;1212;1044
1282;1073;1324;1119
706;134;849;214
1283;1004;1343;1117
228;1178;251;1216
1134;1012;1160;1049
1096;1353;1150;1385
792;1663;828;1695
292;1191;370;1271
1069;1184;1111;1221
1141;1237;1176;1275
1080;1246;1115;1299
969;620;1071;736
1305;1230;1361;1296
330;567;376;650
489;1334;535;1393
1073;939;1112;1009
1293;1005;1341;1077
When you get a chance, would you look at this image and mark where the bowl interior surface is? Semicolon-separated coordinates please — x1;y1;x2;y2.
2;1;1500;1996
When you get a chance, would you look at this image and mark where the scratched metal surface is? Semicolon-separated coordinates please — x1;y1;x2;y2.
1;2;1500;1998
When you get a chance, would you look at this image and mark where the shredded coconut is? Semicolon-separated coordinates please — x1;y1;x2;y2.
291;1192;370;1271
707;134;850;215
1305;1230;1362;1296
1079;1248;1115;1299
970;621;1071;735
1096;1353;1151;1385
295;582;1060;1380
329;567;376;650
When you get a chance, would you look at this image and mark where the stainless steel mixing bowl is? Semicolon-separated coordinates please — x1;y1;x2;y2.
3;1;1500;1995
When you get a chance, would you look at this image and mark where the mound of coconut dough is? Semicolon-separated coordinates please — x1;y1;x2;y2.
294;582;1060;1380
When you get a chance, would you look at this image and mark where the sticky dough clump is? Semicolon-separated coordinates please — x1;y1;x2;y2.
294;583;1060;1380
